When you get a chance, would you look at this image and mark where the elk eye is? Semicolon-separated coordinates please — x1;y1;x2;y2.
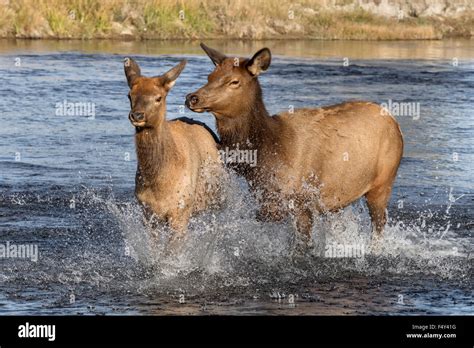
230;80;240;86
155;96;162;103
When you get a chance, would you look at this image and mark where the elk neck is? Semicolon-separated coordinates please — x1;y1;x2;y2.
216;83;279;151
134;108;177;184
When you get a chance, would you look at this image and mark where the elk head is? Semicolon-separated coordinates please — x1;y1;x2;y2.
185;43;271;120
124;57;186;130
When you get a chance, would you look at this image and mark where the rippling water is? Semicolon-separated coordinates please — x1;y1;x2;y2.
0;40;472;315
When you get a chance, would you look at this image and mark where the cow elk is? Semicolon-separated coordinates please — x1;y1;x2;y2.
186;44;404;253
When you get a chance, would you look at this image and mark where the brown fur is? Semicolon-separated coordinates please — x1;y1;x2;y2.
124;58;223;246
186;44;404;248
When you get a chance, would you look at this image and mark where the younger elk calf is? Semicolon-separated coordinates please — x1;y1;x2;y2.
124;57;223;248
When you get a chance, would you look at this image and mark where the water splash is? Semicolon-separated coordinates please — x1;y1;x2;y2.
97;173;472;292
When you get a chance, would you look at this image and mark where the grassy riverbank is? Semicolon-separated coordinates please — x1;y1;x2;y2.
1;0;473;40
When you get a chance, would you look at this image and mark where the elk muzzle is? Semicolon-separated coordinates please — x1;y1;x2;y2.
129;111;146;126
185;93;207;113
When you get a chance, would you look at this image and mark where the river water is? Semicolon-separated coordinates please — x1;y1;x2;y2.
0;39;472;315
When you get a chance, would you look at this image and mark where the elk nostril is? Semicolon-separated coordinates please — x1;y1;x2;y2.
187;94;199;106
130;112;145;122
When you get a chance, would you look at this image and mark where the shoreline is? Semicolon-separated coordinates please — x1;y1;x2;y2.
0;36;464;41
2;31;471;41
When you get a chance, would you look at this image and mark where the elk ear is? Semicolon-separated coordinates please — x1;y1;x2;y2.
246;48;271;76
124;57;141;88
161;60;187;91
200;43;226;66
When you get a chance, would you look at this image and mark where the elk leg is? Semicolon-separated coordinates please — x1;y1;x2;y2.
256;202;285;222
167;211;191;253
295;208;314;245
139;205;163;244
365;185;392;252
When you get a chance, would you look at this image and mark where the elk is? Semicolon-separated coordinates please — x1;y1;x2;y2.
124;57;224;248
186;44;404;252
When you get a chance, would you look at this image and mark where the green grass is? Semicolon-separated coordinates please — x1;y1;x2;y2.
141;2;215;39
46;10;68;36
